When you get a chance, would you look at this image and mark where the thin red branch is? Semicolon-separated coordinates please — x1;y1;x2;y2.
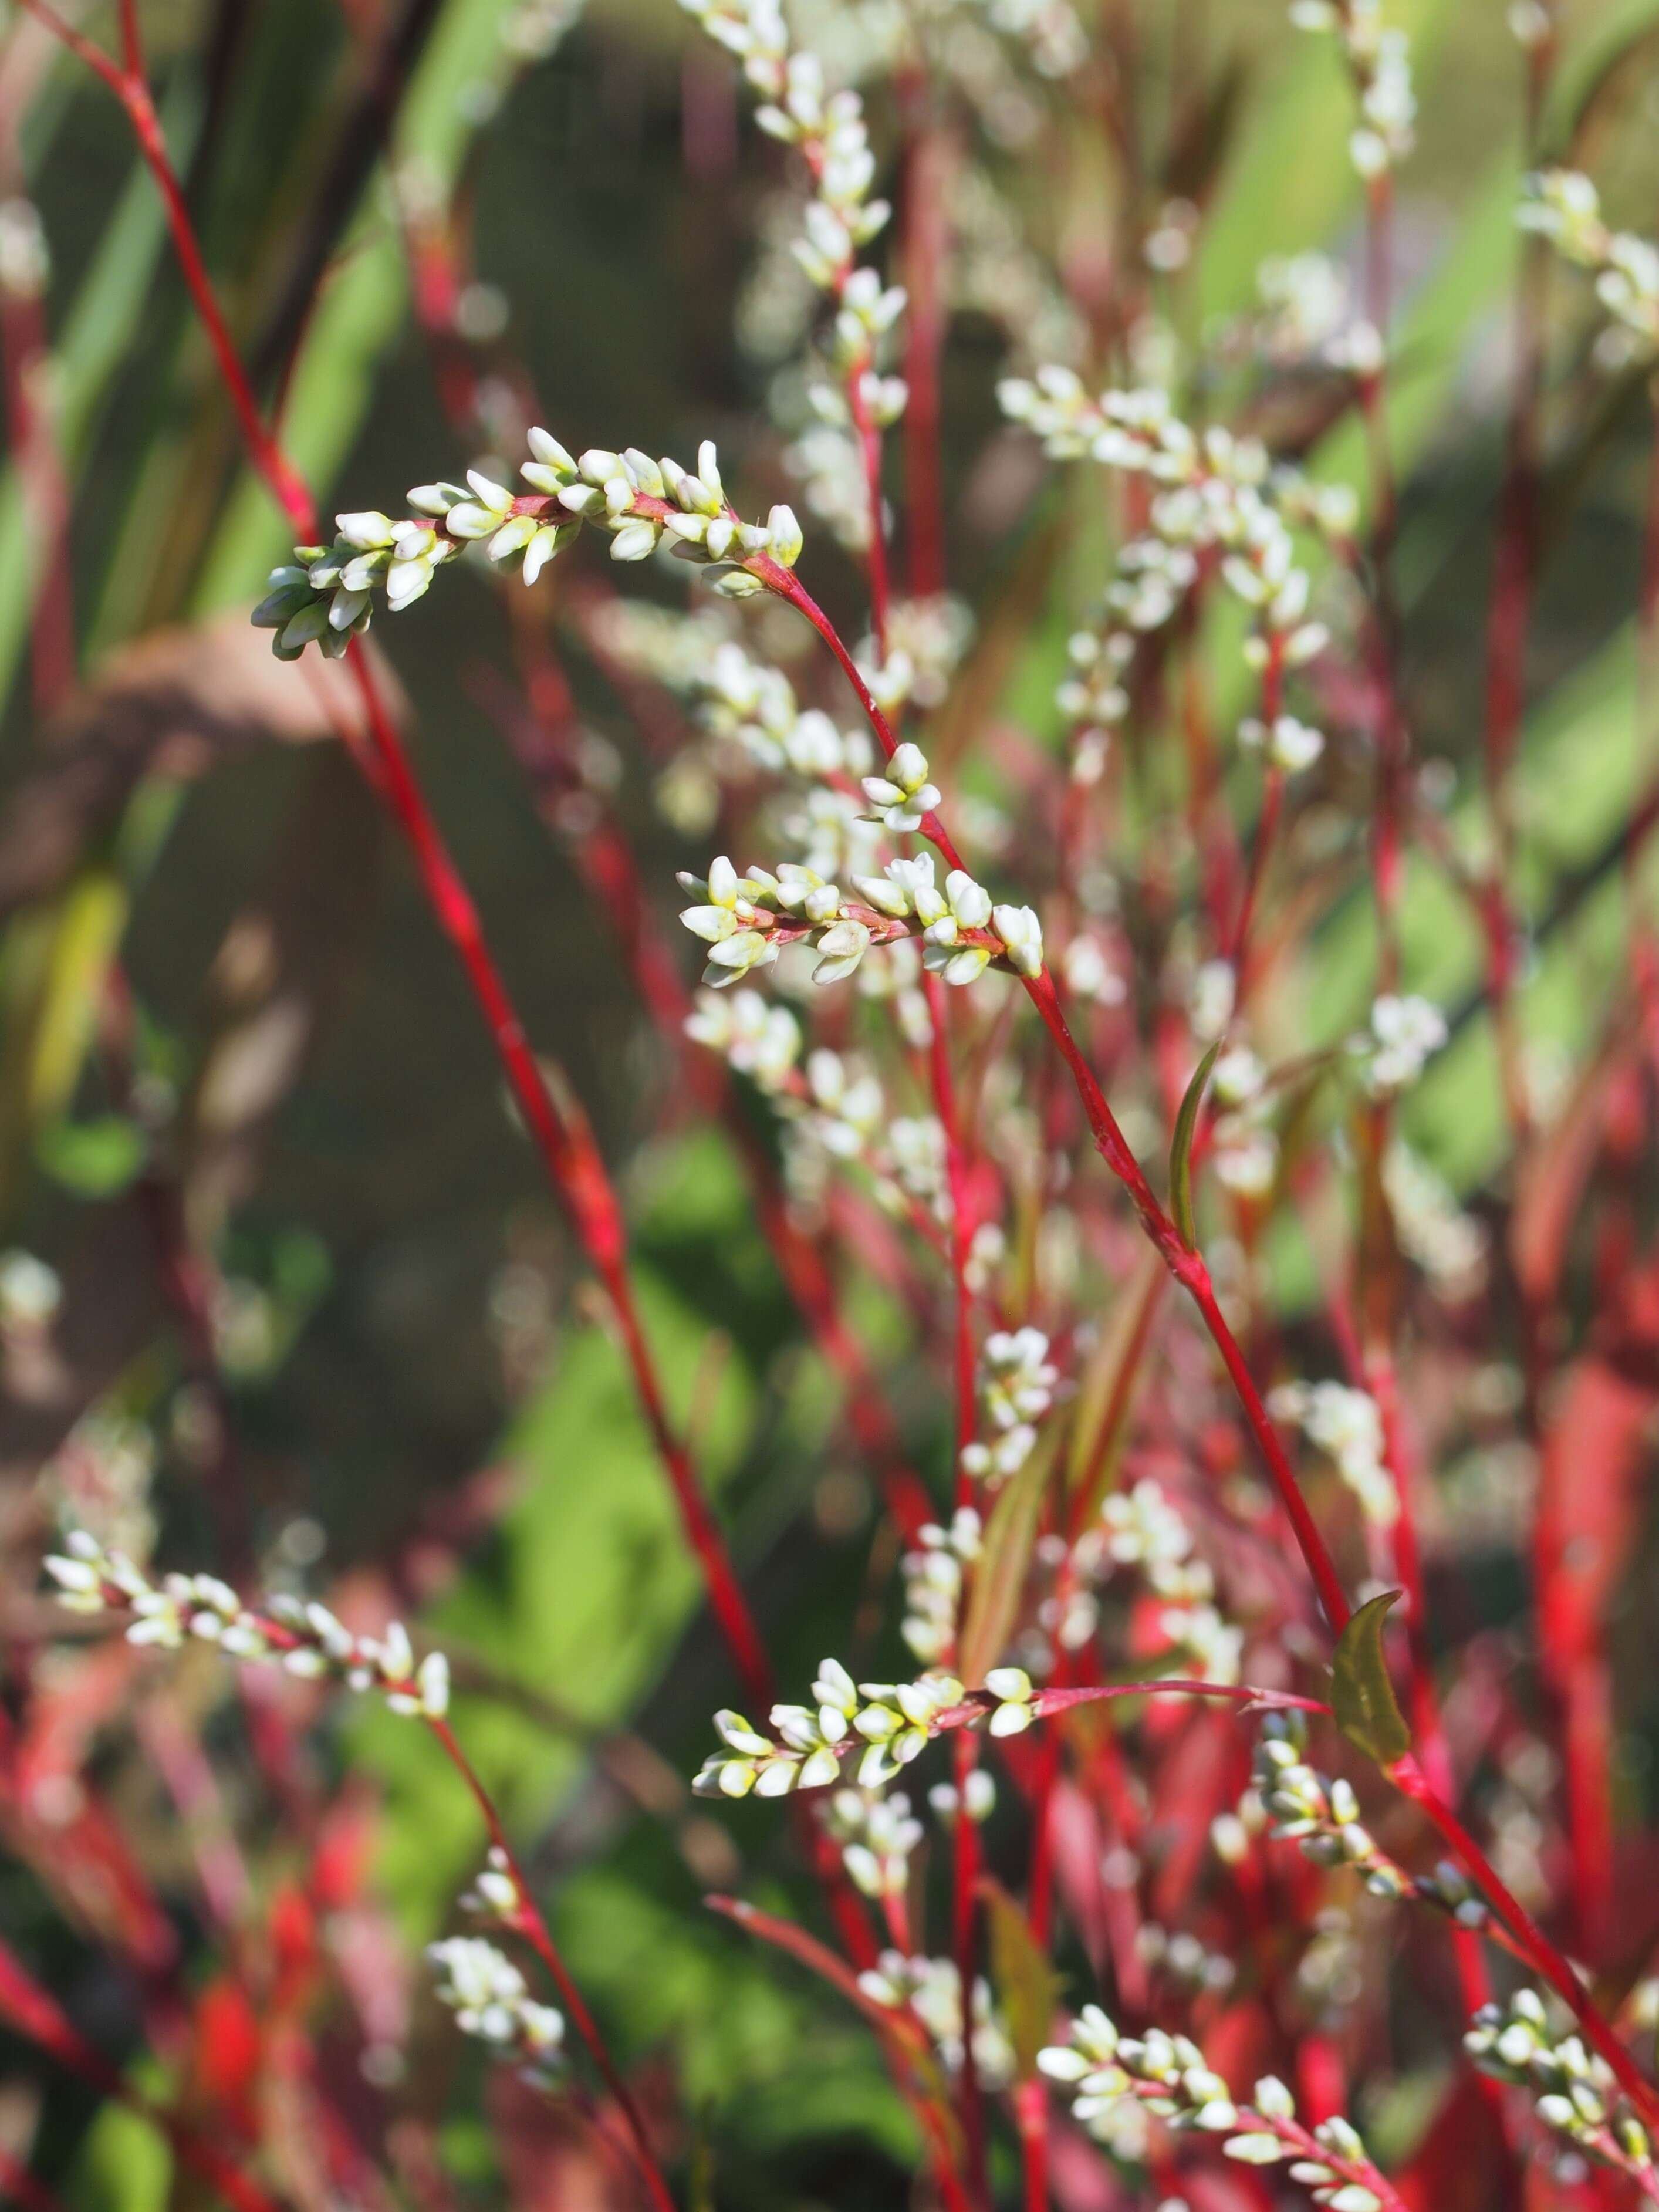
31;0;775;1723
1388;1754;1659;2129
425;1717;678;2212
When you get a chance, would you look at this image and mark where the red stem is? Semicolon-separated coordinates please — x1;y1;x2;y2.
426;1716;677;2212
897;92;949;600
925;972;977;1508
32;0;775;1723
707;1897;976;2212
779;568;1354;1631
1389;1753;1659;2129
344;642;775;1714
950;1730;988;2205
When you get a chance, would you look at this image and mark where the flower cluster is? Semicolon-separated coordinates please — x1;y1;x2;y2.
1197;1043;1280;1200
1383;1140;1488;1295
901;1507;982;1664
1251;1713;1491;1933
1289;0;1416;180
678;0;906;553
1519;170;1659;362
860;1952;1015;2088
825;1786;924;1900
684;985;803;1092
861;741;941;833
677;850;1044;994
927;1767;996;1827
857;595;975;714
857;849;1044;984
692;1656;1038;1798
1001;382;1330;713
959;1326;1058;1484
694;639;872;779
1466;1989;1657;2190
1252;251;1353;364
254;430;803;658
985;0;1089;80
1268;1380;1397;1528
427;1937;565;2075
1066;1478;1242;1682
1134;1920;1238;1998
1239;711;1325;773
462;1846;528;1922
1351;992;1447;1094
43;1530;450;1719
1039;2008;1395;2206
693;1659;965;1797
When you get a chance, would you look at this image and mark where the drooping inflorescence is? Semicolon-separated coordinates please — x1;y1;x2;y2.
691;1656;1038;1798
43;1528;450;1719
675;847;1043;992
428;1936;566;2078
254;431;804;660
1467;1989;1659;2193
1038;2006;1400;2207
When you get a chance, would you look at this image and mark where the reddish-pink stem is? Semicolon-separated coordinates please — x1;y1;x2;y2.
707;1897;976;2212
1389;1754;1659;2128
344;640;773;1713
950;1730;988;2204
32;0;775;1724
425;1716;677;2212
897;93;949;600
778;568;1354;1632
925;973;977;1507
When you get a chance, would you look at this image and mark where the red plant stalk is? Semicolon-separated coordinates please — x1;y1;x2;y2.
1363;1355;1494;2018
925;974;977;1508
707;1897;975;2212
897;90;950;601
342;639;773;1710
1387;1753;1659;2127
777;562;1354;1630
24;0;777;1719
950;1728;988;2205
776;565;1659;2108
424;1716;677;2212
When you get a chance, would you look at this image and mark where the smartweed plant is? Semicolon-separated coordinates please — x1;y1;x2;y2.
8;0;1659;2206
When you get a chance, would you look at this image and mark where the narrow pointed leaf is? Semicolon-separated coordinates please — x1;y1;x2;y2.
1332;1589;1410;1766
1170;1039;1221;1252
959;1428;1059;1690
982;1876;1059;2079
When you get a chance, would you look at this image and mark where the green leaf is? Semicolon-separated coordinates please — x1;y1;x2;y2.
1170;1039;1221;1252
1332;1589;1410;1767
35;1115;147;1197
72;2101;172;2212
1066;1250;1164;1527
982;1877;1060;2080
958;1427;1058;1690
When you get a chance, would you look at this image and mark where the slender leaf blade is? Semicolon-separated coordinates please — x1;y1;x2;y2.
1332;1589;1410;1765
